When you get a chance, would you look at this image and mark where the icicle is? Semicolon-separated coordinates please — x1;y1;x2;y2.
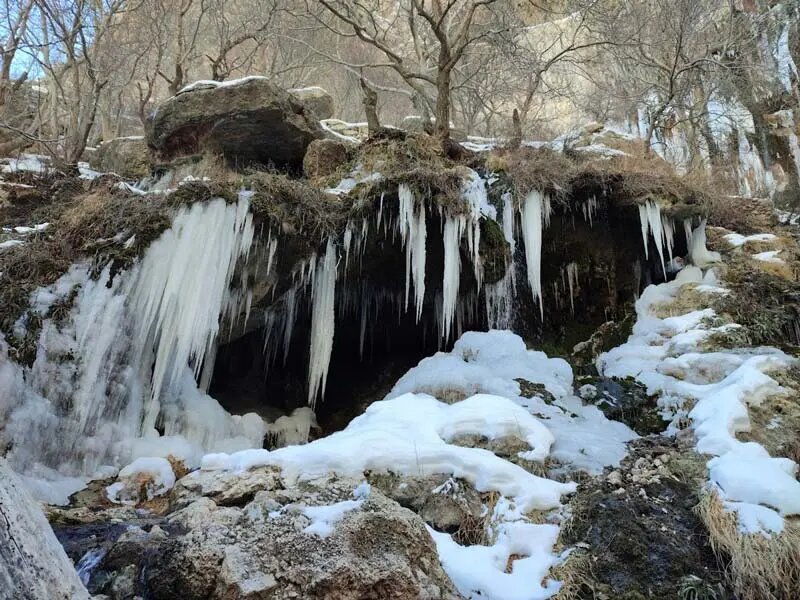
485;265;514;329
377;192;385;229
397;184;427;321
520;190;549;320
645;201;667;278
442;216;465;341
343;222;353;272
638;204;649;259
307;238;337;407
683;218;693;247
566;262;579;315
688;219;722;268
282;287;298;364
661;215;675;265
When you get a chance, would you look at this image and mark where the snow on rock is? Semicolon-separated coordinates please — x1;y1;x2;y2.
203;391;574;512
388;330;573;402
752;250;783;263
429;521;562;600
300;484;371;538
106;456;176;504
599;265;800;532
723;232;777;248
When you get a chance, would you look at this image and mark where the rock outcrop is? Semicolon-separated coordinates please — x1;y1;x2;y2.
0;458;90;600
60;469;459;600
146;77;323;170
89;137;150;179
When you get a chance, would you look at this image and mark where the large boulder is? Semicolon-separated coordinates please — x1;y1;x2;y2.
89;136;150;179
0;459;90;600
145;77;323;170
289;86;334;120
82;470;458;600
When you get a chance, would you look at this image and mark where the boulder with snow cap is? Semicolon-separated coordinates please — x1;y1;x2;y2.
145;77;324;171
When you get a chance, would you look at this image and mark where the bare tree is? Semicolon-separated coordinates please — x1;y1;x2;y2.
312;0;512;140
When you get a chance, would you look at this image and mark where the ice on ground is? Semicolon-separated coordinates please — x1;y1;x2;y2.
0;239;24;250
0;153;51;174
106;457;176;504
598;265;800;531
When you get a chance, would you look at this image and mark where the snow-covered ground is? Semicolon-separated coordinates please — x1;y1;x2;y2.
600;256;800;535
201;329;637;599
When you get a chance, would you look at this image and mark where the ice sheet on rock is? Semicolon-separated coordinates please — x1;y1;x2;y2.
388;330;573;402
202;392;575;512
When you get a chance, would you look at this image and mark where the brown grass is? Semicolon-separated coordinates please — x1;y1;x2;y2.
491;145;715;218
696;490;800;600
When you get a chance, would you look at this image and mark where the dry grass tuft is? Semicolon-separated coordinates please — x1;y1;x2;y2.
696;490;800;600
709;196;776;234
491;145;714;218
245;171;353;239
550;550;595;600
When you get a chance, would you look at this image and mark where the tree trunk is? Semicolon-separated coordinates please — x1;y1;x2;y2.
509;109;522;149
360;76;381;136
0;459;90;600
434;62;451;140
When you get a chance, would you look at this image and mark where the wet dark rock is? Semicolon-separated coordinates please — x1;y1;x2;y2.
558;435;729;599
578;376;665;435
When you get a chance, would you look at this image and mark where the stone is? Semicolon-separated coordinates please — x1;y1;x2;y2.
89;137;150;179
289;86;334;120
302;139;349;179
140;477;458;599
146;77;323;171
0;458;90;600
170;465;282;510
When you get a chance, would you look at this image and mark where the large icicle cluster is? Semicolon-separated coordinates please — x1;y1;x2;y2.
0;193;266;502
134;193;254;414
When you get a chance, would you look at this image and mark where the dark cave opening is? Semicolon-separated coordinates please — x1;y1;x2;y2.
208;189;691;442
